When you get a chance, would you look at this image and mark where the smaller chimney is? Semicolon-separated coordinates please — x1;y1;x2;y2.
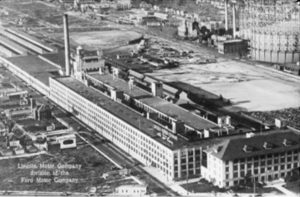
128;76;135;90
151;81;163;97
111;88;124;102
225;116;231;126
171;120;184;134
99;66;105;75
76;45;83;56
112;67;120;79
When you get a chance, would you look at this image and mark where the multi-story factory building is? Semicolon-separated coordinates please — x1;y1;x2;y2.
49;74;223;180
201;131;300;188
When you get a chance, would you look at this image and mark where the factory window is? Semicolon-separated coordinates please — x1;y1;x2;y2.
294;163;298;168
225;166;229;172
233;172;238;178
240;171;245;177
267;154;272;158
233;165;238;171
247;163;252;169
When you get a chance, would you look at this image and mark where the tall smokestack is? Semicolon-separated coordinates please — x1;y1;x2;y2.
63;14;70;76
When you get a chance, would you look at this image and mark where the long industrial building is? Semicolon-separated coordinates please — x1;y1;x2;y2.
239;0;300;63
0;12;299;187
49;76;210;180
1;45;300;184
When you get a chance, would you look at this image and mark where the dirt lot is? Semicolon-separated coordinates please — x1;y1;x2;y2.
69;30;142;49
148;60;300;112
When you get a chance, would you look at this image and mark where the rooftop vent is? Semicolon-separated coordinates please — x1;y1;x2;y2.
128;76;135;90
246;132;255;138
243;145;254;153
263;142;273;150
283;138;292;147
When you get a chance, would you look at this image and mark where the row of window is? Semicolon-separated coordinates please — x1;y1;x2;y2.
50;79;175;177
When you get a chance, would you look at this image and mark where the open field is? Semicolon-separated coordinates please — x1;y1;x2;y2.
69;30;142;49
148;60;300;111
0;1;107;30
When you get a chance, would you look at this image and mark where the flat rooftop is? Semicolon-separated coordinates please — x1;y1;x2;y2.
88;72;217;131
40;52;65;70
54;77;195;150
6;55;59;85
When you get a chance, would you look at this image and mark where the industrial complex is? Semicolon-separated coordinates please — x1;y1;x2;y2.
0;0;299;196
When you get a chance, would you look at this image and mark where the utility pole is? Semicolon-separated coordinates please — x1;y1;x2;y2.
232;0;237;38
224;0;229;32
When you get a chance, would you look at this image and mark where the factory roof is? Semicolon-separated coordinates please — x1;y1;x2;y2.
87;72;217;131
40;52;66;70
5;28;56;53
54;77;193;150
0;35;28;55
207;131;300;161
6;55;59;85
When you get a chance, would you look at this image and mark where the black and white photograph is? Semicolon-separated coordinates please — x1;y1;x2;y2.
0;0;299;196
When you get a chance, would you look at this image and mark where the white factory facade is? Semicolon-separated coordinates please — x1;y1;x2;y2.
49;76;204;180
201;132;300;188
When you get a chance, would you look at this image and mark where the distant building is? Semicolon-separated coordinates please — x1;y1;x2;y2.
34;136;48;151
217;39;248;56
142;16;163;27
0;148;13;156
201;131;300;188
102;168;131;179
14;147;25;155
72;46;105;81
32;104;52;121
116;0;131;10
115;185;147;196
154;12;168;20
